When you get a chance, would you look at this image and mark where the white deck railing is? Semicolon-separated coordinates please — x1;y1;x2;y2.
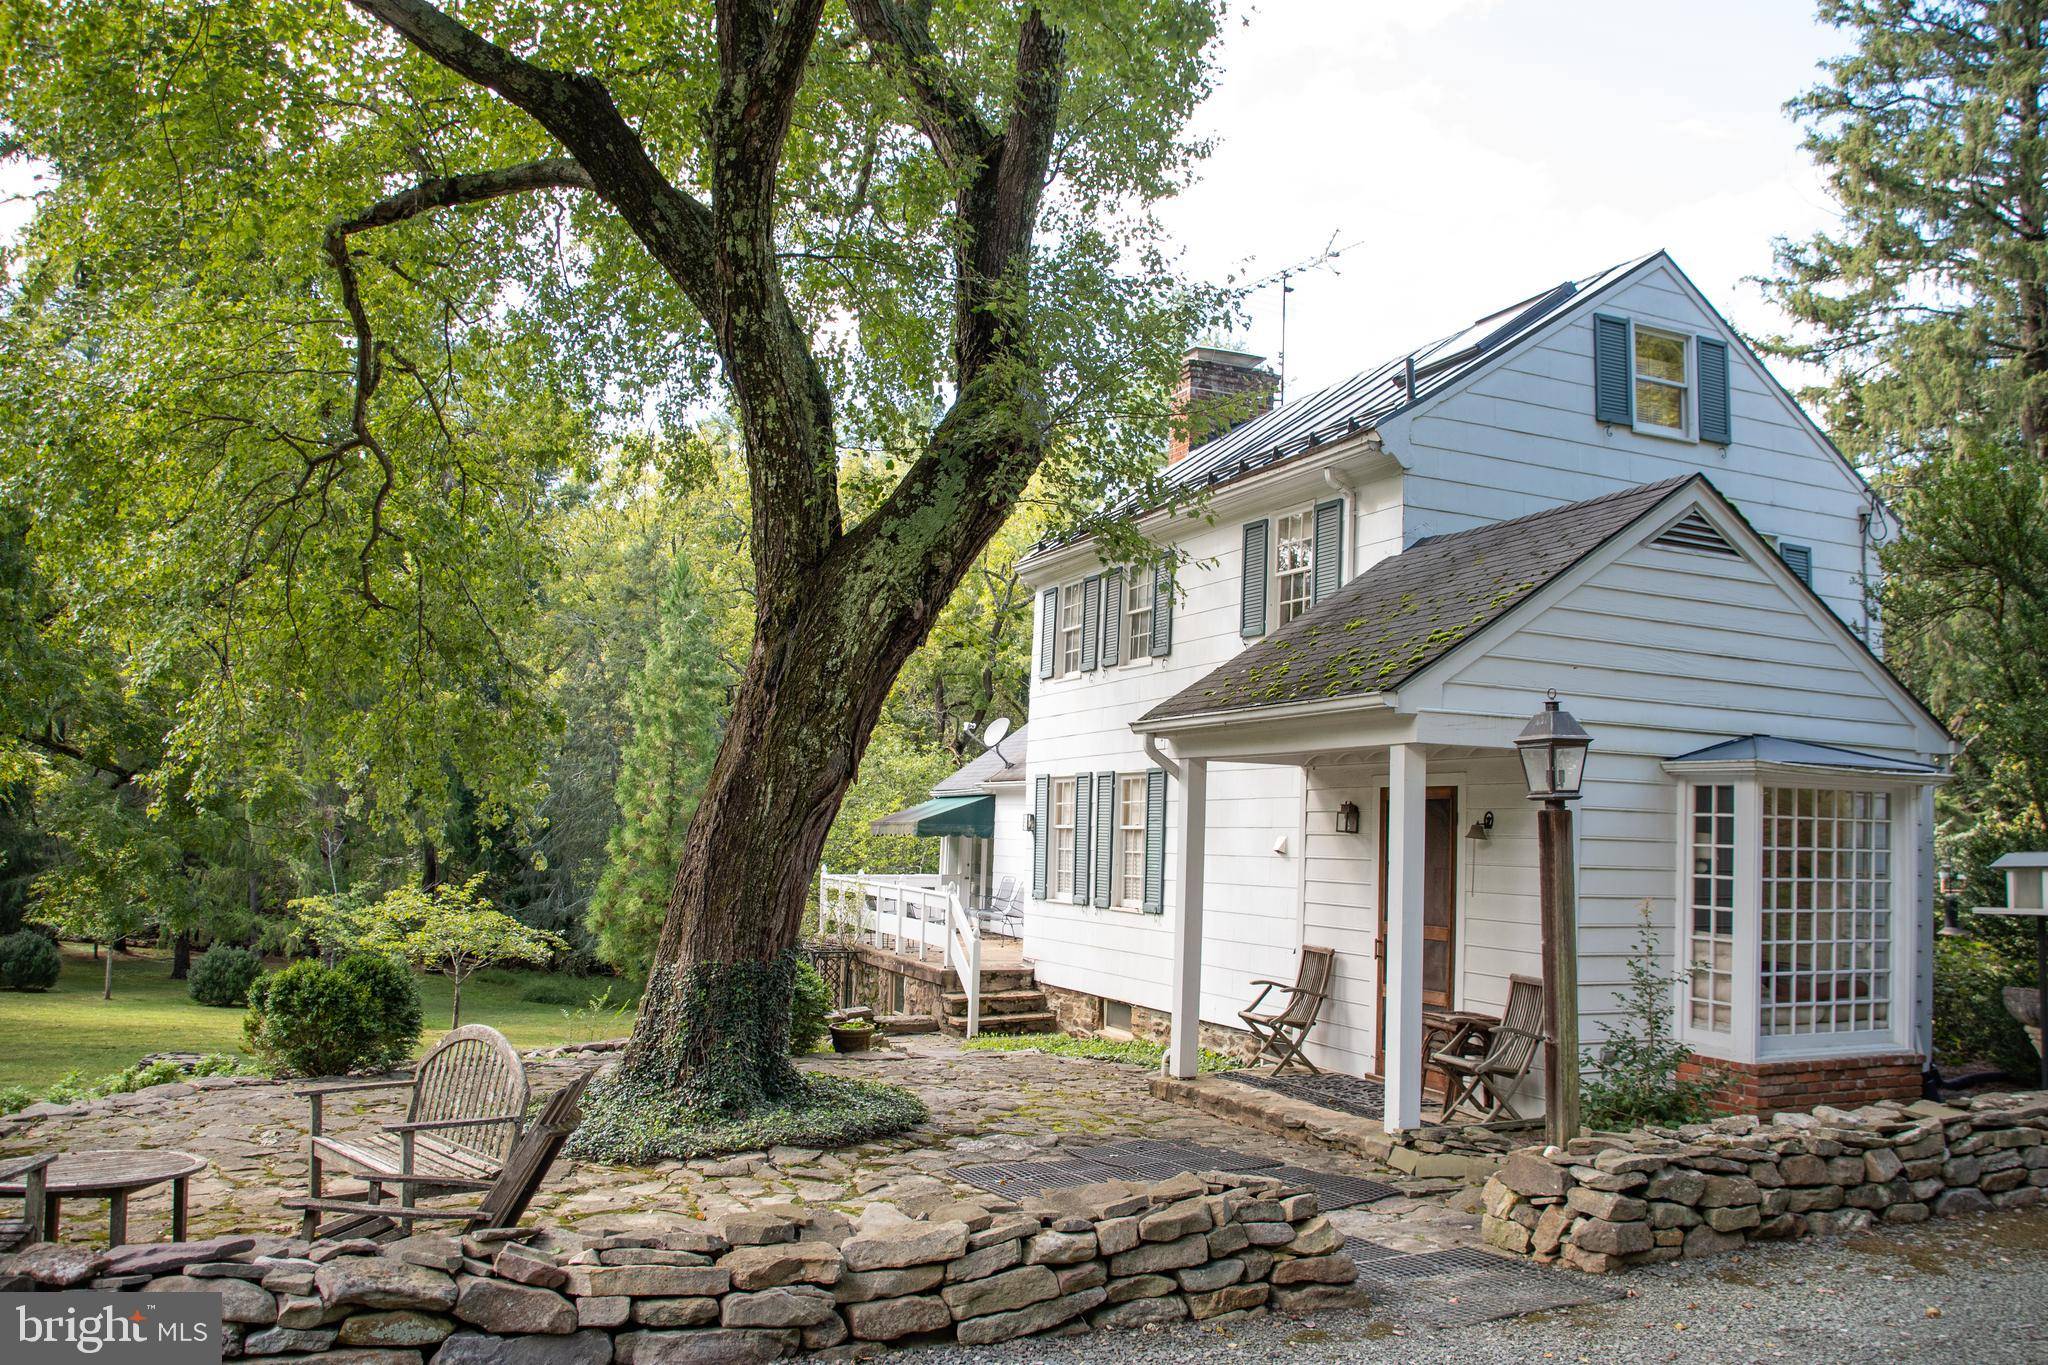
817;866;981;1037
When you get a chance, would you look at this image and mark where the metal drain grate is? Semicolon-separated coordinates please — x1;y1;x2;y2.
1342;1236;1401;1261
950;1158;1134;1196
1349;1248;1626;1330
1262;1164;1401;1209
1082;1139;1280;1173
1070;1153;1205;1182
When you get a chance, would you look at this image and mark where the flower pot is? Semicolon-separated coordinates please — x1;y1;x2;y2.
830;1026;875;1053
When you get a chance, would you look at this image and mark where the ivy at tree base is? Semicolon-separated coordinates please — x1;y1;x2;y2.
565;1072;928;1164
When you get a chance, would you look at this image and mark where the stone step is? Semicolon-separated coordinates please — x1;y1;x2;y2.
941;988;1048;1012
939;1010;1060;1037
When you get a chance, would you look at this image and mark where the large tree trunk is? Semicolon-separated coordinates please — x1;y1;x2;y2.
171;930;191;980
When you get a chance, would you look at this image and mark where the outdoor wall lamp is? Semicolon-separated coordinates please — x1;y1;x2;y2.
1466;811;1494;841
1023;813;1035;832
1335;800;1361;834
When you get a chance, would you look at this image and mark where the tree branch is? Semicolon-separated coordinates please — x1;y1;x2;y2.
847;0;994;169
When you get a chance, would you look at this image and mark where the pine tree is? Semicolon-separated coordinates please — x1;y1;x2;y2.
587;557;728;977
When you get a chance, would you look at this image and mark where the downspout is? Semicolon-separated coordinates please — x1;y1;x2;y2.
1323;467;1359;588
1143;733;1180;779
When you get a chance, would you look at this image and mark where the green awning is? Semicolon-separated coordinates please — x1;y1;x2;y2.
868;794;994;838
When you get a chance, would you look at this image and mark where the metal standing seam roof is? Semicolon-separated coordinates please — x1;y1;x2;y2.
1039;253;1658;552
1664;735;1944;775
931;725;1028;795
1140;476;1699;725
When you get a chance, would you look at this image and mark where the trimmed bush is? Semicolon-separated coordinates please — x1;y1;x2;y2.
0;929;60;992
335;952;424;1071
788;958;833;1056
188;946;264;1007
1933;934;2037;1078
244;960;380;1077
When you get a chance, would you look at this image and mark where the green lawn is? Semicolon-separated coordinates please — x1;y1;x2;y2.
0;944;635;1090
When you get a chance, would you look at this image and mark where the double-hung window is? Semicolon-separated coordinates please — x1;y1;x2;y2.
1051;777;1077;897
1274;510;1314;625
1058;584;1084;676
1124;572;1152;664
1117;774;1147;907
1633;327;1689;435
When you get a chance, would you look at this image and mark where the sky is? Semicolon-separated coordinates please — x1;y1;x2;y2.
1165;0;1848;398
0;0;1848;394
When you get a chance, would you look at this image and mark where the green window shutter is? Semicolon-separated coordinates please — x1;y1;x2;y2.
1031;775;1049;897
1092;772;1115;909
1780;542;1813;588
1080;575;1101;671
1697;337;1732;444
1072;774;1092;905
1150;560;1174;657
1593;314;1633;426
1312;498;1344;603
1141;768;1167;914
1240;520;1268;638
1037;588;1057;679
1100;569;1123;665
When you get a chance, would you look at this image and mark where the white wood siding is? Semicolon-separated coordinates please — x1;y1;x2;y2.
1382;259;1883;648
1428;531;1939;1050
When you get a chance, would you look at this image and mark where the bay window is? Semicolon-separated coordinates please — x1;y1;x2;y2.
1667;760;1929;1062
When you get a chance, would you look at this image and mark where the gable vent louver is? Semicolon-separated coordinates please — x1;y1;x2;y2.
1651;510;1738;557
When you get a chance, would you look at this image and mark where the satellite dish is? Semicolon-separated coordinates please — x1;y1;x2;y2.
981;717;1012;749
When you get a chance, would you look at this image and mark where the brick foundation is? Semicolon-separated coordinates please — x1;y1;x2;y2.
1681;1051;1925;1116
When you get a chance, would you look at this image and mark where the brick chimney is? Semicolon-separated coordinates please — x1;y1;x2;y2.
1168;346;1279;464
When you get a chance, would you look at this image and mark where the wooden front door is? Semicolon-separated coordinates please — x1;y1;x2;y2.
1374;786;1459;1076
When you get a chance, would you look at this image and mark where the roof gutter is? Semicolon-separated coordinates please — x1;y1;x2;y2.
1142;734;1180;780
1134;690;1399;738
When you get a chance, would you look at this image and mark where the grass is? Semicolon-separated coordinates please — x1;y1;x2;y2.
959;1031;1243;1072
0;943;635;1090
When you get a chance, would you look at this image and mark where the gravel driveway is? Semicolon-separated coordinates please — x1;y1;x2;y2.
909;1207;2048;1364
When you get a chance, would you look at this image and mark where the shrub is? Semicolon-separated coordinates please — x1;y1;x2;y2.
1932;934;2038;1078
1580;904;1725;1131
789;959;833;1056
0;1084;32;1115
0;929;60;991
188;946;264;1007
0;1055;252;1115
244;960;381;1077
335;953;424;1071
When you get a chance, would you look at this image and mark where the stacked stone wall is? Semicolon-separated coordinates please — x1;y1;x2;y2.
0;1171;1361;1359
1479;1091;2048;1273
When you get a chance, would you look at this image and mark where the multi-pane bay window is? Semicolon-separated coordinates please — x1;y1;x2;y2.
1668;761;1925;1061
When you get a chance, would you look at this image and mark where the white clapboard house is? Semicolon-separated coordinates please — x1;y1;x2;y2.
1005;250;1951;1131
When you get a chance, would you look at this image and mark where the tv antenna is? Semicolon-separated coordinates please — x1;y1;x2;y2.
1243;232;1364;404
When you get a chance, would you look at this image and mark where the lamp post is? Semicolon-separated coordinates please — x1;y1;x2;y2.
1515;690;1592;1147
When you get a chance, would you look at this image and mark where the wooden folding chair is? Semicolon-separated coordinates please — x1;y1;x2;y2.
1239;946;1337;1075
287;1069;591;1242
1434;974;1546;1121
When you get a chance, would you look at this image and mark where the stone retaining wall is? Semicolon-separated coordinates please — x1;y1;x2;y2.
0;1172;1362;1360
1480;1090;2048;1273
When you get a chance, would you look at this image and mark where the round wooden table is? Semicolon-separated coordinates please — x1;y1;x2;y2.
0;1149;207;1244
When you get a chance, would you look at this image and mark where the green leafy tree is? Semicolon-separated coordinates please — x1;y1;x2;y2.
1766;2;2048;941
587;556;729;975
0;0;1225;1124
355;874;565;1027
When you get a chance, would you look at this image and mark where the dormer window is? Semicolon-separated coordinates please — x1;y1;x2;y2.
1633;327;1689;435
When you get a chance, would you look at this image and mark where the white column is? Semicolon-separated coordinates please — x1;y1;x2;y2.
1384;743;1426;1132
1168;757;1209;1079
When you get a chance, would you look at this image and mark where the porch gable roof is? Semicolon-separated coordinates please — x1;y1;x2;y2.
1139;475;1697;725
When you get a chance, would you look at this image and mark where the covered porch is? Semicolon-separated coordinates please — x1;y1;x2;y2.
1146;703;1548;1133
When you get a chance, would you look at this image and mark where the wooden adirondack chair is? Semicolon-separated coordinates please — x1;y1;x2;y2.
289;1069;591;1242
1433;974;1546;1121
299;1024;529;1218
0;1153;53;1251
1239;946;1337;1075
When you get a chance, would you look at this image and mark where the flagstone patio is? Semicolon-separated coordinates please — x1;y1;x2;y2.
0;1036;1481;1255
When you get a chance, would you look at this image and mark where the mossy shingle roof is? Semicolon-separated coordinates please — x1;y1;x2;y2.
1141;476;1698;724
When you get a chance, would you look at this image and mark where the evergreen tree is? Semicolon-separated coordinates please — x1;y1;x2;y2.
1768;2;2048;913
587;558;728;976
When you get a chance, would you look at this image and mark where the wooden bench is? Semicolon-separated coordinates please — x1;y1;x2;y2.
299;1024;529;1233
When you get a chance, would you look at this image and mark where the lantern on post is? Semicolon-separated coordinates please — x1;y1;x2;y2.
1515;690;1592;1147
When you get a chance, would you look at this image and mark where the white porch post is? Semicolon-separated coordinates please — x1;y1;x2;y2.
1384;743;1427;1132
1168;757;1209;1079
